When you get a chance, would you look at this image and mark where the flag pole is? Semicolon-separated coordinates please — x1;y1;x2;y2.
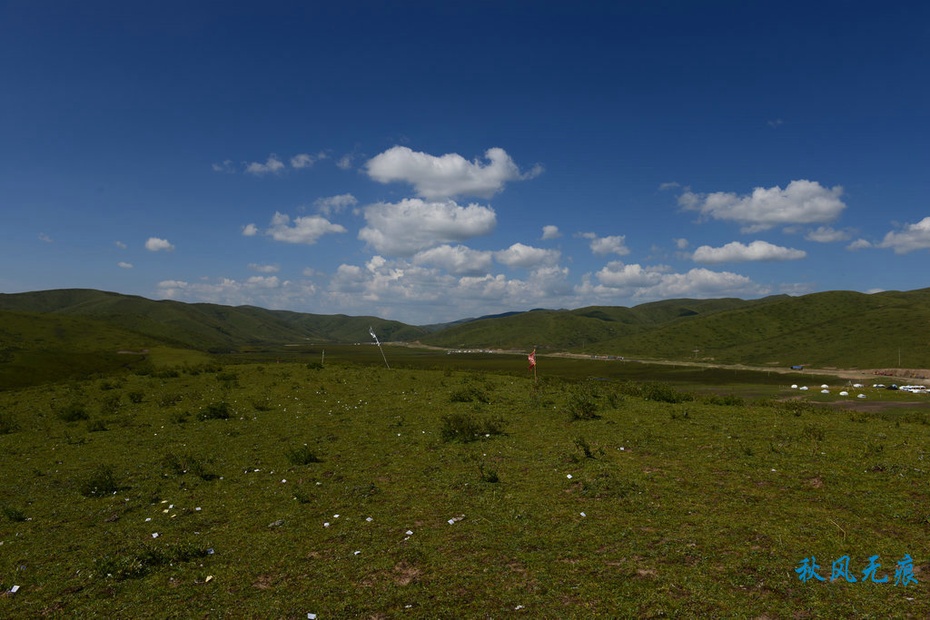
369;326;390;369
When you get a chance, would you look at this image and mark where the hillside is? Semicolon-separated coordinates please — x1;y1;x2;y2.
418;297;772;350
0;310;158;388
588;289;930;369
4;287;930;384
0;289;428;351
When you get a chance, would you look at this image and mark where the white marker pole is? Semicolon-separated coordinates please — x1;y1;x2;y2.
369;327;390;369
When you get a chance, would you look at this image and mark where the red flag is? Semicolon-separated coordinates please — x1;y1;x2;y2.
528;349;536;369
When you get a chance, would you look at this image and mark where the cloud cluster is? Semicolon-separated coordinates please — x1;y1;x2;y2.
876;216;930;254
692;240;806;263
365;146;541;199
358;199;496;256
145;237;174;252
680;180;846;232
588;262;765;300
247;212;347;245
580;233;630;256
203;147;878;322
213;151;332;176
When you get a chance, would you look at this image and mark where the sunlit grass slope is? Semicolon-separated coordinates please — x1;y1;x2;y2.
1;362;927;617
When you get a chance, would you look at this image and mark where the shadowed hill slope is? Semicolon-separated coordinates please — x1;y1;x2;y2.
0;289;427;351
4;287;930;378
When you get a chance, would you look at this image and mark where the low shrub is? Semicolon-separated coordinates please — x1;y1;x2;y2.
567;384;600;420
198;402;230;421
93;542;211;581
285;444;321;465
440;412;505;442
79;465;120;497
449;385;491;404
0;411;18;434
2;504;27;522
58;402;89;422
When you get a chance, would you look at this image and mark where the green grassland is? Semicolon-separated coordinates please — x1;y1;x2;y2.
1;354;928;617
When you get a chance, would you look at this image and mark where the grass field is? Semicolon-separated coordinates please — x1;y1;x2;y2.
1;351;928;617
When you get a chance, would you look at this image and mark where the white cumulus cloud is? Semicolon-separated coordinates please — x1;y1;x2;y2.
692;240;806;263
542;225;561;240
145;237;174;252
876;216;930;254
805;226;852;243
365;146;541;199
679;180;846;232
495;243;560;268
315;193;358;216
245;154;286;176
581;233;630;256
117;261;133;269
249;263;280;273
412;245;494;276
290;152;326;169
588;263;765;301
359;198;496;256
265;212;347;244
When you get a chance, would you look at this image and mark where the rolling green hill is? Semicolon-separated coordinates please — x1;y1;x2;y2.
418;297;771;351
3;287;930;388
0;310;157;388
587;288;930;369
0;289;427;351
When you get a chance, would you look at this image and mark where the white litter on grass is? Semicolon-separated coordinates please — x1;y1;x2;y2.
354;550;361;555
406;530;414;536
448;515;464;525
145;517;152;522
580;512;586;517
323;522;330;528
308;614;317;619
196;507;202;511
282;479;287;483
10;585;20;594
566;474;573;479
366;516;373;522
152;532;160;538
515;605;524;610
333;514;339;518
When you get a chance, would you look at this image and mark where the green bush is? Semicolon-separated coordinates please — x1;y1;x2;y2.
566;384;600;420
93;543;210;581
439;412;505;442
198;402;231;421
79;465;120;497
162;452;217;480
58;402;89;422
449;385;491;403
2;504;27;522
285;444;321;465
0;411;19;434
87;419;108;432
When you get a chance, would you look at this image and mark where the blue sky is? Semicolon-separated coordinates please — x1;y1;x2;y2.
3;1;928;325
